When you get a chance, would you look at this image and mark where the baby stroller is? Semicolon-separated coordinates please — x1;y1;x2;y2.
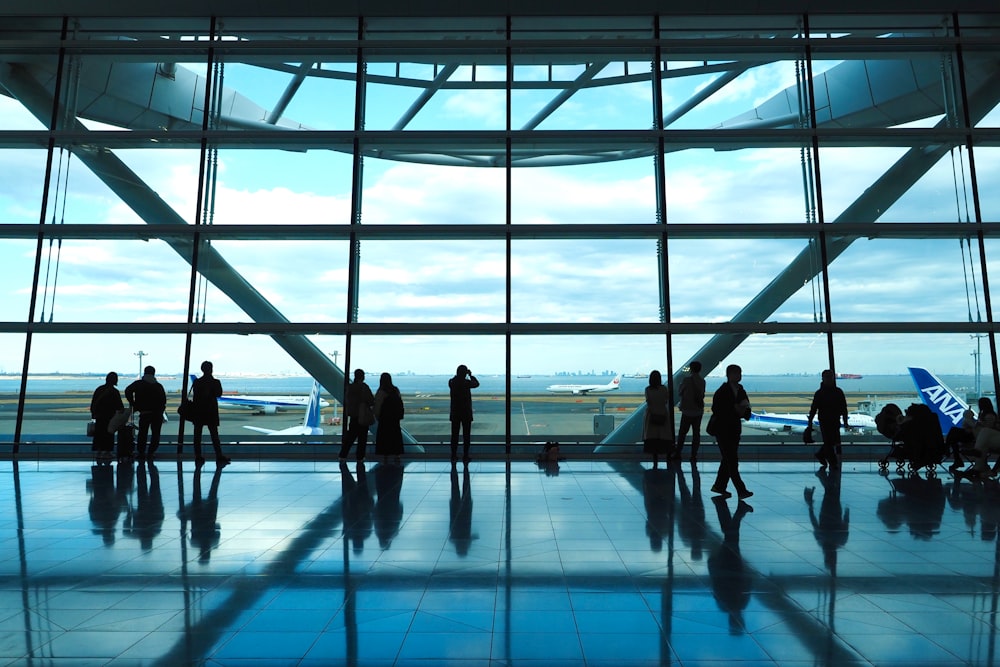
876;402;947;476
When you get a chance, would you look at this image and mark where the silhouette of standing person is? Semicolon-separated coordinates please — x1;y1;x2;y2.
374;463;404;549
807;370;849;469
125;365;167;462
449;465;476;556
709;497;753;634
675;361;706;463
340;369;376;463
178;466;225;563
374;372;405;463
90;372;124;460
643;370;672;468
449;364;479;464
190;361;231;468
710;364;753;499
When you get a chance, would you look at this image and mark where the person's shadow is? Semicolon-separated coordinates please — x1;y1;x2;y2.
341;461;374;554
643;465;676;552
708;498;753;634
124;461;164;552
804;467;849;575
449;465;477;556
178;466;225;562
374;463;404;549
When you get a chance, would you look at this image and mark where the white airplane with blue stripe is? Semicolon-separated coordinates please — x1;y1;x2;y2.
242;380;325;436
744;409;876;435
190;374;330;414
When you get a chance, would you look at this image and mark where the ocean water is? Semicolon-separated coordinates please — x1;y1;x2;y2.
1;372;987;398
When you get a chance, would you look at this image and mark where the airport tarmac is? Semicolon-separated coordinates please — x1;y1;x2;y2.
2;391;897;466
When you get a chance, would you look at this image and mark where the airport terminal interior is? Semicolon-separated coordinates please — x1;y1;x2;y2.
3;0;1000;664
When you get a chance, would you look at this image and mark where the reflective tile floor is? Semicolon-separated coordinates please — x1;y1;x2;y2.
1;458;999;666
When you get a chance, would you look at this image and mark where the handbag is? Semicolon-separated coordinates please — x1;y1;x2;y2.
86;419;96;438
705;413;717;436
176;399;194;422
108;408;131;433
358;404;376;427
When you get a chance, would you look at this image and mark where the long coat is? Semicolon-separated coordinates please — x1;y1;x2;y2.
191;376;223;427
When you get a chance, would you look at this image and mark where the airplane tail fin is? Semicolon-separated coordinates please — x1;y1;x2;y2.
907;367;969;435
304;380;323;430
609;373;621;389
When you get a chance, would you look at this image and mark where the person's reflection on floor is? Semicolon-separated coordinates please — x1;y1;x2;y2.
643;465;676;552
876;474;946;540
676;463;706;562
374;462;404;549
945;477;983;536
178;466;225;563
124;461;164;552
88;463;123;546
804;467;849;575
979;483;1000;542
708;497;753;634
341;461;374;554
449;464;477;556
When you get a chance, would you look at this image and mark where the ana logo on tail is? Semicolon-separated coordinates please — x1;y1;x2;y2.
907;367;969;435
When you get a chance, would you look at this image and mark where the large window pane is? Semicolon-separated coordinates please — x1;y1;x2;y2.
667;238;826;323
0;149;48;224
205;239;349;323
205;149;355;224
31;236;193;323
347;334;505;450
818;142;974;223
22;333;189;444
357;240;505;323
663;147;815;224
828;238;981;322
512;334;664;447
0;240;38;320
511;156;657;224
512;239;662;323
360;156;506;225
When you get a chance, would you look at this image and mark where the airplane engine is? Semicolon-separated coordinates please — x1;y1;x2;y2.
262;405;278;415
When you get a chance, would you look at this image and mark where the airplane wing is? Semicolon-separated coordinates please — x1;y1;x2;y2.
243;425;278;435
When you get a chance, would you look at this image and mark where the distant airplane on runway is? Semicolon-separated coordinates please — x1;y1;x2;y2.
744;410;877;435
242;380;325;436
190;374;330;414
546;373;621;395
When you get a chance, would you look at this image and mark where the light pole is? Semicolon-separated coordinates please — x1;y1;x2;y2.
134;350;147;378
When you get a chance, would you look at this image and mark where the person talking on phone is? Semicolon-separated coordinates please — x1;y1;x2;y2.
448;364;480;464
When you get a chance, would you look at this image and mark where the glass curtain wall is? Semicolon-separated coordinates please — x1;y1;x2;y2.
1;13;998;455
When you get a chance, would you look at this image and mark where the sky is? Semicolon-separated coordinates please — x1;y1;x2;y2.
1;42;999;379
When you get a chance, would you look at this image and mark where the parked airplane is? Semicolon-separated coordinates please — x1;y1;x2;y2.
242;380;325;436
908;367;970;436
189;374;330;414
744;410;877;435
546;374;621;395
